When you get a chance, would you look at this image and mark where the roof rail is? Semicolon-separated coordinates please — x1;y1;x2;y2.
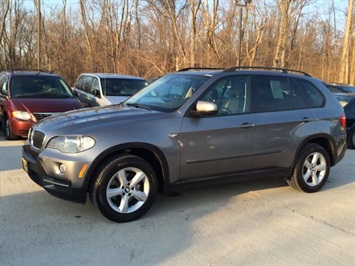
224;66;311;77
5;69;55;74
178;67;225;72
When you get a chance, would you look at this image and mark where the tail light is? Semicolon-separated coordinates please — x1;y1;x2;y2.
339;112;346;129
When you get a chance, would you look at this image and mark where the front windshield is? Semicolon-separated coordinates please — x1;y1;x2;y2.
126;74;210;112
10;76;74;98
101;78;147;96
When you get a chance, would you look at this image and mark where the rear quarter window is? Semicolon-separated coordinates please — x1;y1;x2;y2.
294;79;325;108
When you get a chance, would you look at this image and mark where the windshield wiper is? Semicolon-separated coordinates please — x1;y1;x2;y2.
126;102;151;111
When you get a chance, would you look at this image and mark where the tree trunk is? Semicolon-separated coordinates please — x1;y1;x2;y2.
339;0;354;83
273;0;291;68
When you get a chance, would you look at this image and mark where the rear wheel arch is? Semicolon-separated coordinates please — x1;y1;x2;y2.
294;135;336;167
286;136;335;181
85;143;170;196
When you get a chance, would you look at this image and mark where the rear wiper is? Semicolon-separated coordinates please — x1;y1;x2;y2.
126;102;151;111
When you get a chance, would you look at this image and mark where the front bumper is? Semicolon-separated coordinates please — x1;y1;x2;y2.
22;143;89;203
11;118;34;137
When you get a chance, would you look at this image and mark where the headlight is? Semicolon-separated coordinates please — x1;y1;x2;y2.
13;111;31;121
47;136;95;153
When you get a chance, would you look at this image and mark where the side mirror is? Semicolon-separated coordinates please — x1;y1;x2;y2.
93;89;101;97
191;100;218;117
1;83;8;96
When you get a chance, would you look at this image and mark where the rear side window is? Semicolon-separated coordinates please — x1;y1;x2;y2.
254;76;307;112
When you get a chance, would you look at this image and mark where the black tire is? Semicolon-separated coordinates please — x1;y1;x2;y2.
90;154;158;223
5;118;18;140
287;144;330;193
347;128;355;149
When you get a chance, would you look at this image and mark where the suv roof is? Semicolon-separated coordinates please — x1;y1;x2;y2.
172;66;312;78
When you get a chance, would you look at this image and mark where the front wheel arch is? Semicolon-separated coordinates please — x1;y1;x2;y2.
85;143;170;197
90;154;158;222
5;116;18;140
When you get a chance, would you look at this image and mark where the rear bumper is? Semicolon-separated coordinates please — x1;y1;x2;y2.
334;134;347;165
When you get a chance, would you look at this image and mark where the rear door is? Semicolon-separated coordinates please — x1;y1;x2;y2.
251;75;318;171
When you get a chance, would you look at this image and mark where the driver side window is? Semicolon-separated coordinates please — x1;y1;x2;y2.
90;78;100;97
200;76;251;115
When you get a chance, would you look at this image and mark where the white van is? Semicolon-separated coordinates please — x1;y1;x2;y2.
73;73;147;107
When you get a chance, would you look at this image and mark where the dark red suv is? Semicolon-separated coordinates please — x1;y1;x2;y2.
0;70;82;140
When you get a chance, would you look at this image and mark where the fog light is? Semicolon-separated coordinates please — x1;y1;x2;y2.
59;164;66;173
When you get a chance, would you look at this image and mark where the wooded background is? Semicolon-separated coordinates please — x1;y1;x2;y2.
1;0;354;85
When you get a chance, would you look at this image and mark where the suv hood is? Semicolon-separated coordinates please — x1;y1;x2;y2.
33;104;164;134
11;98;81;113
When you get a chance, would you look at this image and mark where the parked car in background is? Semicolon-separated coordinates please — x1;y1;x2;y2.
73;73;148;107
22;66;347;223
0;70;82;140
325;83;355;94
334;93;355;149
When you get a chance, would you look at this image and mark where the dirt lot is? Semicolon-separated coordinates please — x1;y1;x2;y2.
1;130;354;265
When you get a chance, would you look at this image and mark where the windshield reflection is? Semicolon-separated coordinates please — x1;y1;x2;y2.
126;74;210;112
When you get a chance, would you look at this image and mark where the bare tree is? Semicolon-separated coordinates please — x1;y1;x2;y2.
339;0;354;83
189;0;201;67
245;2;267;66
0;0;10;68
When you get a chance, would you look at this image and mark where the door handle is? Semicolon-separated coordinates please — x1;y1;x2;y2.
301;117;313;122
238;122;255;129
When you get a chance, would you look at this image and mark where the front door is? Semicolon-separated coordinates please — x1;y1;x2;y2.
179;75;255;180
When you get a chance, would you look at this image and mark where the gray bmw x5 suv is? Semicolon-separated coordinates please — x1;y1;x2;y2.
22;67;347;222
